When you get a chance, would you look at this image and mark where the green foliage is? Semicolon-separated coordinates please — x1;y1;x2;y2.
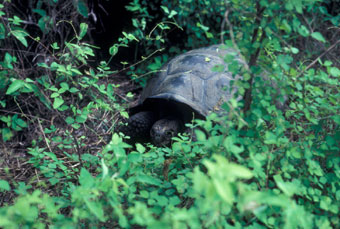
0;0;339;228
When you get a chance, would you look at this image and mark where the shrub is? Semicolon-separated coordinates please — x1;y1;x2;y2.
0;0;339;228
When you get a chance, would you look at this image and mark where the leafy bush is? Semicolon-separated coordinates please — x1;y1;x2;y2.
0;0;339;228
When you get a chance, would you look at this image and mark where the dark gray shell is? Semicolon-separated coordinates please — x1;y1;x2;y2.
137;45;244;117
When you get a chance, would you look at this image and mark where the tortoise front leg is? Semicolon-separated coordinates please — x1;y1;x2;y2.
117;111;157;143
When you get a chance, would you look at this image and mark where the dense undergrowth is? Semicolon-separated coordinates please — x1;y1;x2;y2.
0;0;339;228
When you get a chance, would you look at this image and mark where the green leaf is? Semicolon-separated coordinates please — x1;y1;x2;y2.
120;111;129;119
223;136;244;155
329;67;340;77
60;82;69;90
69;87;79;93
11;16;23;25
122;32;139;42
53;97;64;109
79;168;94;187
136;174;162;186
227;163;253;180
0;23;5;39
1;127;13;142
76;114;87;123
273;174;297;197
79;23;88;40
311;32;326;43
77;0;88;18
14;117;27;128
51;42;59;50
65;117;74;124
109;45;119;56
290;47;299;54
0;179;10;191
160;6;169;14
6;79;25;94
332;115;340;124
298;25;309;37
4;52;15;69
11;30;28;47
136;143;146;153
32;9;46;17
169;10;178;18
71;68;82;75
264;131;277;144
213;179;233;204
85;199;105;221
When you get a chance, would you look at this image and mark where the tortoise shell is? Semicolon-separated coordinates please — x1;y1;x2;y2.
134;45;244;118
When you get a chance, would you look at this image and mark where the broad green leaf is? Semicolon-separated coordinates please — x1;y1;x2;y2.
76;112;88;123
227;163;253;180
37;16;51;34
298;25;309;37
0;23;5;39
14;117;27;128
69;87;79;93
329;67;340;77
79;168;94;187
60;82;69;90
79;23;88;40
136;143;146;153
11;16;23;25
0;100;5;108
11;30;28;47
332;115;340;124
290;47;299;54
127;152;142;163
160;6;169;14
65;117;74;124
71;68;82;75
4;52;14;68
223;136;244;154
120;111;129;119
169;10;178;18
53;97;64;109
213;179;233;204
32;9;46;17
0;179;10;191
1;127;13;141
264;131;278;145
77;0;88;18
85;199;105;221
136;174;162;186
51;42;59;50
311;32;326;43
6;79;25;94
273;174;297;197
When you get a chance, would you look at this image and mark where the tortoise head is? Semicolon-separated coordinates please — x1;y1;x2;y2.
150;117;182;146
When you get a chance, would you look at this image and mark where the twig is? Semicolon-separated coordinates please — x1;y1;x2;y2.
114;48;165;75
223;10;250;71
37;118;53;153
0;109;51;122
296;39;340;78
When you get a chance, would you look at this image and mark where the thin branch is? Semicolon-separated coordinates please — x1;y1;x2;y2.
296;39;340;78
37;118;53;153
224;9;250;71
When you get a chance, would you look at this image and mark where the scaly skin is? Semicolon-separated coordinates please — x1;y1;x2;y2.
118;111;156;143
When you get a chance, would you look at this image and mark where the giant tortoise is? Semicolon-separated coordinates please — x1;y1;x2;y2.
118;45;246;146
